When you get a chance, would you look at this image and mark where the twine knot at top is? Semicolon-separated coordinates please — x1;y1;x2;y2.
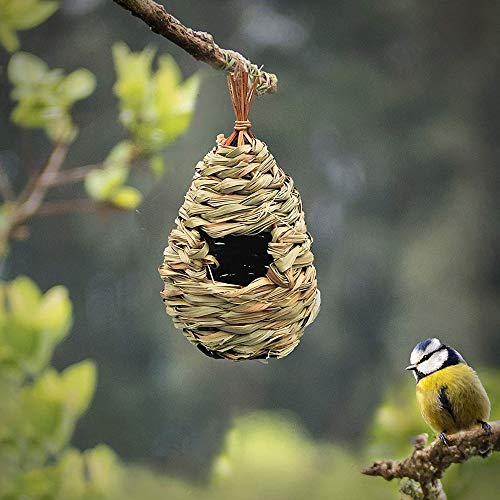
222;70;257;146
234;120;252;131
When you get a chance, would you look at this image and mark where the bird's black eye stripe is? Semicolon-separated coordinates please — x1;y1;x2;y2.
417;344;447;365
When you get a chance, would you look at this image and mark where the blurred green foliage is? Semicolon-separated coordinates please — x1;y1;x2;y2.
0;276;72;376
0;275;391;500
2;15;199;224
0;0;58;52
1;275;499;499
112;42;200;155
121;412;393;500
210;412;390;500
84;141;143;210
0;276;124;499
83;43;200;209
7;52;96;143
120;398;500;500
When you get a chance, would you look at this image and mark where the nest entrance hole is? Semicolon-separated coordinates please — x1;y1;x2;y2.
199;229;273;286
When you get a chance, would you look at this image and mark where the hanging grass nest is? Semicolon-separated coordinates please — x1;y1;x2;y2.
159;70;320;360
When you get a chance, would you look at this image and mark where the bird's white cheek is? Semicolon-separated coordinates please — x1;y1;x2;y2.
418;350;448;375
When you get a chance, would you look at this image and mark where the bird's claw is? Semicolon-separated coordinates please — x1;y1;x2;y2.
439;432;450;446
478;420;492;436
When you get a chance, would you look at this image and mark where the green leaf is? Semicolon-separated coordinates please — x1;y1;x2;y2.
104;140;134;169
0;277;74;376
8;51;94;143
16;362;96;457
11;101;64;130
37;286;72;344
8;52;47;85
179;73;201;113
113;41;152;82
111;186;143;209
6;275;42;316
23;369;65;440
112;42;155;114
150;154;166;178
156;54;182;91
0;24;19;52
59;68;96;101
112;42;200;153
0;1;59;52
84;142;137;203
83;445;122;495
1;323;40;368
16;467;56;498
45;115;77;143
61;360;97;414
8;2;59;30
84;166;128;201
151;61;200;146
56;449;86;498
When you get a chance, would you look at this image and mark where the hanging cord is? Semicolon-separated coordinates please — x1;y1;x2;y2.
223;69;258;147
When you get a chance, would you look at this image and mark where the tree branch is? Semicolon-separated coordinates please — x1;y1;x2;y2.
0;144;149;257
39;163;102;187
36;200;98;216
0;166;14;201
111;0;277;95
362;421;500;500
0;143;69;256
13;142;69;224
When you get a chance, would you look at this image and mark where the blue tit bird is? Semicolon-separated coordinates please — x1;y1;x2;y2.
406;338;491;445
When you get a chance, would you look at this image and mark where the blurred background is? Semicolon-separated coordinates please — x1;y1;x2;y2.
1;0;500;498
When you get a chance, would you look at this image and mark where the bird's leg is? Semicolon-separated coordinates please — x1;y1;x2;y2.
478;420;492;436
438;432;450;446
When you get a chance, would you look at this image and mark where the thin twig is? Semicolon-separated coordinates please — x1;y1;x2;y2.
0;167;14;201
111;0;277;94
13;142;69;223
39;163;103;187
0;143;67;255
0;143;69;256
36;199;98;216
362;421;500;500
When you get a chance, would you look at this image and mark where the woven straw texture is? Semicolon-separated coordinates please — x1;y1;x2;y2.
159;135;320;360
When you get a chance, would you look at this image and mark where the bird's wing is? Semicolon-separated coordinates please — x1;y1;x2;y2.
438;385;456;423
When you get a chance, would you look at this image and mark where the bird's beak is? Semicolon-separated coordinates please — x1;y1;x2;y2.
405;364;417;371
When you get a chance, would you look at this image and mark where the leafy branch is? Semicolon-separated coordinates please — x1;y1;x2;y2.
362;422;500;500
0;42;200;257
0;3;202;494
0;275;123;498
0;0;58;52
112;0;277;94
10;142;69;224
0;142;107;254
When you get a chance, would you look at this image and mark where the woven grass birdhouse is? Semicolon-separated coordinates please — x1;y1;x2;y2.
159;70;320;360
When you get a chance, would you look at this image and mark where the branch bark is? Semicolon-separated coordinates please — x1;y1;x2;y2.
13;142;68;223
111;0;277;94
36;200;98;216
362;421;500;500
0;146;146;257
0;166;14;201
0;143;68;256
39;163;102;187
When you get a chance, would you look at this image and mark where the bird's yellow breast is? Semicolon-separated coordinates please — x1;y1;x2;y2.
416;363;490;434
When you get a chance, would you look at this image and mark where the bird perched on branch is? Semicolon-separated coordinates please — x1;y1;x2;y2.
406;338;491;445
